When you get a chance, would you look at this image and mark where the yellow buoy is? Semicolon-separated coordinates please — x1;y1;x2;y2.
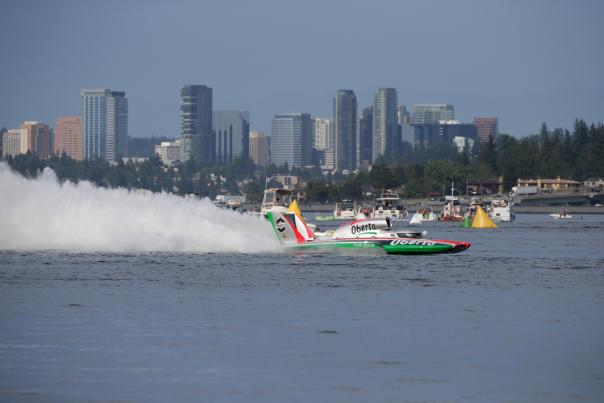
472;206;497;228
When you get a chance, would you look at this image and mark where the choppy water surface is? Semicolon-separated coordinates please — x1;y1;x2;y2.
1;214;604;402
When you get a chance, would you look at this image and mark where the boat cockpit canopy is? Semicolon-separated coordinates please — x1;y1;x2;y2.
262;188;293;208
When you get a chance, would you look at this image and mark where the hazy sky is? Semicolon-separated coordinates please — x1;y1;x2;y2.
1;0;602;137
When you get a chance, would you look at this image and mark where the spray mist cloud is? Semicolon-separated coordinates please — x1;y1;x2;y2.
0;163;279;253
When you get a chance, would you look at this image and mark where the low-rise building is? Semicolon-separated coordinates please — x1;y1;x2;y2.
473;117;498;142
55;116;83;160
271;175;299;190
249;131;269;167
468;177;504;195
2;129;24;157
154;139;181;165
517;177;582;193
3;121;51;158
584;178;604;191
21;121;51;158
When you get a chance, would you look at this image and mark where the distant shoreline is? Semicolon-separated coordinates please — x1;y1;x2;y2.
242;201;604;215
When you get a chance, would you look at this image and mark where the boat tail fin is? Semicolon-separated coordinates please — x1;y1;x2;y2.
287;199;303;217
266;211;307;244
287;200;314;240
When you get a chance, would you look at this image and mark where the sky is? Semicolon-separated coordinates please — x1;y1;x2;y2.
0;0;602;138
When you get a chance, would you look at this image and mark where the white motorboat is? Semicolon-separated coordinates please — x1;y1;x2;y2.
371;190;408;221
550;209;573;219
488;197;514;222
410;205;436;224
333;201;366;220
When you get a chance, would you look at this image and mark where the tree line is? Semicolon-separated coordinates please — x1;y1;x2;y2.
2;119;602;203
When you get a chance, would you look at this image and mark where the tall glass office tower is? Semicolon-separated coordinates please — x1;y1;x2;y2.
270;113;312;168
213;111;250;163
81;89;128;161
359;106;373;165
333;90;357;172
180;85;213;163
106;91;128;161
372;88;398;161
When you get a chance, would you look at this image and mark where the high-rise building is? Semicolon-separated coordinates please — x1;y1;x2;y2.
55;116;83;160
312;118;334;170
400;123;416;149
213;111;250;163
20;121;50;158
359;106;373;166
106;92;128;161
473;117;499;142
333;90;357;171
411;104;454;125
397;105;415;149
312;118;332;150
154;139;181;165
249;131;269;167
413;124;439;147
372;88;398;160
270;113;312;168
2;129;24;158
397;105;410;124
81;89;128;161
81;89;107;159
180;85;213;163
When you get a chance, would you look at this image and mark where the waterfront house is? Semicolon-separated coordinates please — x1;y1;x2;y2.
517;177;582;193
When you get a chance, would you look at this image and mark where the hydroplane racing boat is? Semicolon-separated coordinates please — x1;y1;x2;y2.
266;210;470;255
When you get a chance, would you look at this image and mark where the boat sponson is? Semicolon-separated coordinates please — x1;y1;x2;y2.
383;239;471;255
287;238;471;255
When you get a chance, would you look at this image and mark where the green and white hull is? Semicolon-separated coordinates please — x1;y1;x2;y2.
285;238;469;255
266;211;470;255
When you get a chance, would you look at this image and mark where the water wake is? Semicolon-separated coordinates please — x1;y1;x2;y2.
0;163;279;253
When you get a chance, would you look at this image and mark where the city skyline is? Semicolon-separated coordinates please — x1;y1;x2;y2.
1;1;602;138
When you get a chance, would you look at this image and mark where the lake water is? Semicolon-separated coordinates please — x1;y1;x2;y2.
1;214;603;402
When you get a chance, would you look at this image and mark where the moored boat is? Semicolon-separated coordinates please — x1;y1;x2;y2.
488;197;514;222
411;205;436;223
315;215;335;221
466;197;485;220
549;208;573;219
371;190;408;221
333;201;366;220
438;195;465;222
438;183;465;222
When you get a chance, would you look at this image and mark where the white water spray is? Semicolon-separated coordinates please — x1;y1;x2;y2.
0;163;279;253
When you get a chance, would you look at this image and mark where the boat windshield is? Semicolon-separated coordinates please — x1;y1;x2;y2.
397;232;423;239
263;189;292;207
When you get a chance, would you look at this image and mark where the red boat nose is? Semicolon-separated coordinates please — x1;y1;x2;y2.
451;241;471;253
